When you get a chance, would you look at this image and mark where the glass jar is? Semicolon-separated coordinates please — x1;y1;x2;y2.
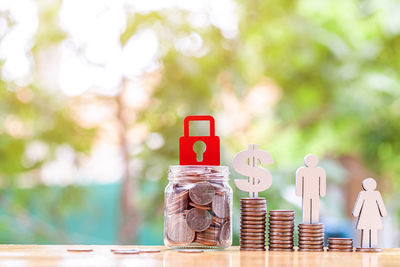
164;165;232;249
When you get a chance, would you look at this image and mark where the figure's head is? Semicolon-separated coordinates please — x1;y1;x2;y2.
304;154;318;167
362;178;377;191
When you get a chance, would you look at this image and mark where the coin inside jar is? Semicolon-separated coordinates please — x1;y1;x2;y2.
212;194;229;219
189;182;215;205
165;165;232;249
186;208;212;232
168;217;195;245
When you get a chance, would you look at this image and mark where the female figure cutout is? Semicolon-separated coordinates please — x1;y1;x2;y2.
352;178;387;248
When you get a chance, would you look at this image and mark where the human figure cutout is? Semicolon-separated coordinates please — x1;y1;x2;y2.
352;178;387;248
296;154;326;224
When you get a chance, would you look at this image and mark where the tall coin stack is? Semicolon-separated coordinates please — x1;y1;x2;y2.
327;238;353;252
240;198;267;251
298;223;324;251
268;210;295;251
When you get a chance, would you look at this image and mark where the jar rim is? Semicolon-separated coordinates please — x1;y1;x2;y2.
168;165;229;181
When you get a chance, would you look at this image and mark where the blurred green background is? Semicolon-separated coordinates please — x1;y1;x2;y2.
0;0;399;246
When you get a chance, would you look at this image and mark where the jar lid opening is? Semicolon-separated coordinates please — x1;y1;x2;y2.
168;165;229;181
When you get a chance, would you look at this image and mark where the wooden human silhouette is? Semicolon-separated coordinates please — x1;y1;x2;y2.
296;154;326;224
352;178;387;248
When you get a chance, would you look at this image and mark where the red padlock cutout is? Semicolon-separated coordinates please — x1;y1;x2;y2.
179;115;220;165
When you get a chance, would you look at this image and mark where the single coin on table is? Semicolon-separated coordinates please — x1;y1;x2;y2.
67;249;93;252
110;248;140;252
113;250;141;255
140;249;161;253
177;249;204;253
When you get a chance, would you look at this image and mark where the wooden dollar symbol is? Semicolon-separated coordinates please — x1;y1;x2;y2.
233;144;274;198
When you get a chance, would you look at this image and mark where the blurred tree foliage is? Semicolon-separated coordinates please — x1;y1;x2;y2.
1;0;400;245
0;2;95;243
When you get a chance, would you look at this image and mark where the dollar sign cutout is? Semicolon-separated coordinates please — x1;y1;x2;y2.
233;144;274;198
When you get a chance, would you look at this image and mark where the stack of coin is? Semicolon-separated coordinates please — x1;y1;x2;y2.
268;210;295;251
327;238;353;252
240;198;267;251
165;179;231;248
298;223;324;251
167;187;189;215
195;225;219;246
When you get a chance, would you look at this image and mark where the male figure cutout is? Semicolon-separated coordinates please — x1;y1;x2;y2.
296;154;326;224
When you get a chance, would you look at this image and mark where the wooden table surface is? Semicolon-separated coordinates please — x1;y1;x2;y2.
0;245;398;267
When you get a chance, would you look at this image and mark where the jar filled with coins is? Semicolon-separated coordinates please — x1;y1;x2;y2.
164;165;232;248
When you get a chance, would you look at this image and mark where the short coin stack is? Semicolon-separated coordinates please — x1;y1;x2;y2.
240;198;267;251
327;238;353;252
268;210;295;251
298;223;324;251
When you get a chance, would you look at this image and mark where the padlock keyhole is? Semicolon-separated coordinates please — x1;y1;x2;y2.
193;141;206;162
